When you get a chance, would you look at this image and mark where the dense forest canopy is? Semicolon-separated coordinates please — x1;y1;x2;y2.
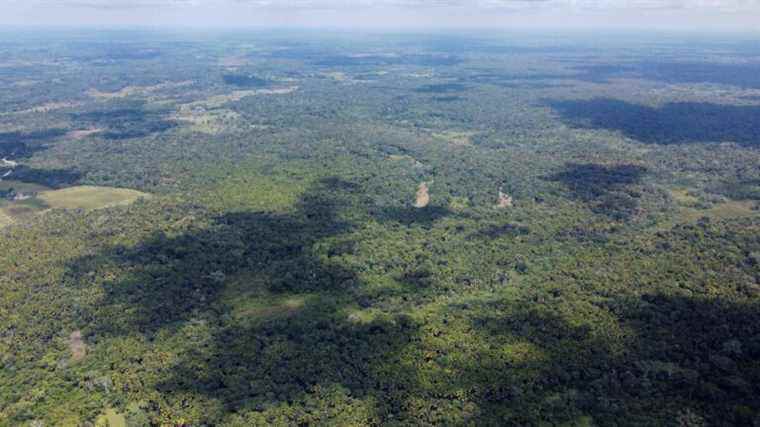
0;30;759;426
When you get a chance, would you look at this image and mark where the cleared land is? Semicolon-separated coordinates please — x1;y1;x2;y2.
87;81;194;99
68;330;86;362
1;186;150;227
432;130;478;146
38;186;150;210
65;128;102;139
414;182;430;208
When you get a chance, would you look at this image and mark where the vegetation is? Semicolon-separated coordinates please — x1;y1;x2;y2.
0;29;759;426
37;186;151;210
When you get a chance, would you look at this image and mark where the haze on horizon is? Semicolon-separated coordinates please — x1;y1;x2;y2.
1;0;759;33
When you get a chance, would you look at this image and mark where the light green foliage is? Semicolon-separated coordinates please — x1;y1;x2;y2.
37;186;150;210
1;30;759;427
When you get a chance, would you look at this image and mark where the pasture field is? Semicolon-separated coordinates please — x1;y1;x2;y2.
37;186;150;210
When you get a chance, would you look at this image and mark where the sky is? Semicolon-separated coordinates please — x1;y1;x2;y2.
1;0;759;32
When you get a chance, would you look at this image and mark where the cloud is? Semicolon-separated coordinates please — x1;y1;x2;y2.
5;0;760;30
21;0;760;11
29;0;201;9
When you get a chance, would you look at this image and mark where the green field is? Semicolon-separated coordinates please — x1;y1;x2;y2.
0;209;13;227
37;186;150;210
0;186;150;228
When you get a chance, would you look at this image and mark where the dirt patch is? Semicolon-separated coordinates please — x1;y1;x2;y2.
414;182;430;208
66;128;102;140
496;189;513;208
69;330;86;362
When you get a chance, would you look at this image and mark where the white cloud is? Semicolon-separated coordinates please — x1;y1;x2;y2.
18;0;760;11
3;0;759;29
27;0;201;9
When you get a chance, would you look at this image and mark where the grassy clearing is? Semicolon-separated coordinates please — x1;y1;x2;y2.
680;199;757;222
200;164;317;212
1;185;149;227
87;81;193;100
669;188;757;223
181;86;299;110
96;408;127;427
174;108;242;135
38;186;150;210
670;188;700;206
222;274;312;324
0;209;13;227
432;130;478;146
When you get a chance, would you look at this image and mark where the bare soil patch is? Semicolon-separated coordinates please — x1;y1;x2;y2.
69;330;86;362
66;128;102;140
496;189;513;208
414;182;430;208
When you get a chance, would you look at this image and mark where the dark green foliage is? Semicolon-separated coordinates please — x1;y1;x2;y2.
0;187;16;200
546;163;647;220
415;83;468;94
549;98;760;146
432;96;462;102
77;46;163;62
72;108;176;140
0;129;67;158
470;293;760;425
2;29;760;427
222;74;269;88
470;223;530;240
314;54;462;67
576;61;760;88
9;165;81;188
